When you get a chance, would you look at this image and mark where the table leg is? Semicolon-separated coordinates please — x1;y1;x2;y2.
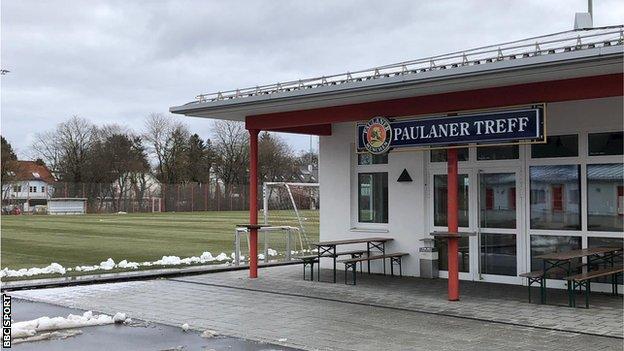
317;247;321;282
382;242;386;275
541;260;546;304
367;242;371;274
333;246;337;283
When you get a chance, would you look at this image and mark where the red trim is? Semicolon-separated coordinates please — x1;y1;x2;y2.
246;74;623;130
268;124;332;136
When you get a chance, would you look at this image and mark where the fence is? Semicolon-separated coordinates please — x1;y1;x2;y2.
42;180;255;214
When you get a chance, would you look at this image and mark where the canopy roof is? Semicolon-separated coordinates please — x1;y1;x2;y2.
170;26;623;124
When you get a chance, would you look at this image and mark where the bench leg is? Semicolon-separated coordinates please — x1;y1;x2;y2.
311;262;314;281
528;280;532;303
585;281;590;308
390;258;394;277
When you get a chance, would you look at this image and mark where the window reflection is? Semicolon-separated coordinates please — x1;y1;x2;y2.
435;237;469;272
358;173;388;223
530;235;582;273
588;237;624;284
530;165;581;230
434;174;469;227
480;173;516;228
480;233;516;276
531;135;578;158
430;148;469;162
587;164;624;232
358;153;388;165
588;131;624;156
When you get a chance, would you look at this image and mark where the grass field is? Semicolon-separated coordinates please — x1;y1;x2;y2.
1;211;319;272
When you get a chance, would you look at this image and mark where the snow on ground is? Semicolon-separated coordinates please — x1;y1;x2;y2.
12;310;129;339
0;248;288;279
0;263;66;278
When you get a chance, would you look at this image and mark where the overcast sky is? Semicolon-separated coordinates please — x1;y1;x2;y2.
1;0;623;159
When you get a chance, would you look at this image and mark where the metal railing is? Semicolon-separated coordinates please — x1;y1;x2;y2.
188;26;623;105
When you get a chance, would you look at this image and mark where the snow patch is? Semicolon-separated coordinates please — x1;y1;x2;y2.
1;247;268;279
201;329;218;338
0;263;66;278
12;311;120;339
181;323;190;332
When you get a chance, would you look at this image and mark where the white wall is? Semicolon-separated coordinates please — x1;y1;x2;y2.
319;122;426;276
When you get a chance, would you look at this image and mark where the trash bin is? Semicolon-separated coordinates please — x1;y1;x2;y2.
419;238;438;278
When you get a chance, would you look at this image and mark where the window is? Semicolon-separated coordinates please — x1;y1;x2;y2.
29;186;35;193
480;233;517;276
530;165;581;230
358;173;388;223
41;186;46;193
530;235;581;272
12;185;21;192
479;173;516;228
588;131;623;156
477;144;519;160
531;135;578;158
433;174;470;227
358;153;388;165
430;147;469;162
435;237;469;272
587;163;624;232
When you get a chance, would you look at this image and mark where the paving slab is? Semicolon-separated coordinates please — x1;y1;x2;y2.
8;265;623;351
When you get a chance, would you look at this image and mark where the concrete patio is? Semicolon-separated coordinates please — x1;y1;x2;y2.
10;265;623;350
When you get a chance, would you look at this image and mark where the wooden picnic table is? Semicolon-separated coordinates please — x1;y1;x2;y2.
534;246;622;305
313;237;393;283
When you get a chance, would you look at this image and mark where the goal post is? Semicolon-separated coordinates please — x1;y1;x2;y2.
262;182;319;251
151;197;162;213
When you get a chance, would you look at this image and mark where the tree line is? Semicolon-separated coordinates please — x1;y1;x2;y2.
1;114;316;211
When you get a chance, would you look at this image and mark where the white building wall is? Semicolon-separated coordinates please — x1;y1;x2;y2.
319;122;426;276
319;96;623;279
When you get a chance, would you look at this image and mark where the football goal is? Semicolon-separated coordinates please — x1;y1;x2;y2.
262;182;319;251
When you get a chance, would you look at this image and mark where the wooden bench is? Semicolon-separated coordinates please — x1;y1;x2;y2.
299;255;319;281
565;266;624;308
519;268;568;303
339;252;409;285
300;250;367;281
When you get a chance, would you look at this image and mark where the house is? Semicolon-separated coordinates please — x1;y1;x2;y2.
2;160;55;213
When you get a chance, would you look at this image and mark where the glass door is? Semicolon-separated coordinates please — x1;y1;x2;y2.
474;169;524;284
430;170;473;281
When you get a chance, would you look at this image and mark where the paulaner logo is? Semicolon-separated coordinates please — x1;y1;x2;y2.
363;117;392;155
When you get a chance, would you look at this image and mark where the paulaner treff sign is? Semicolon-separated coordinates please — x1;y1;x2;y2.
357;107;544;154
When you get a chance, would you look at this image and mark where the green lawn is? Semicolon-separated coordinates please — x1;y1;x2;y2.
1;211;319;273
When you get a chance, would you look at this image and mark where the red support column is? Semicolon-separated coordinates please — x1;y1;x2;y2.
447;148;460;301
249;129;260;278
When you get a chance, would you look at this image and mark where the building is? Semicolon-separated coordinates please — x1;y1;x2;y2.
171;25;623;294
2;160;55;213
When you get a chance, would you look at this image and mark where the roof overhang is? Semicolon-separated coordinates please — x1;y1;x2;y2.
170;46;623;123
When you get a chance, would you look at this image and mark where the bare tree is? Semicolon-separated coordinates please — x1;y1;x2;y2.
31;116;96;184
212;120;248;208
143;113;190;184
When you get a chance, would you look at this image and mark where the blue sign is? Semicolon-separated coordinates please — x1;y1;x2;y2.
357;107;543;154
